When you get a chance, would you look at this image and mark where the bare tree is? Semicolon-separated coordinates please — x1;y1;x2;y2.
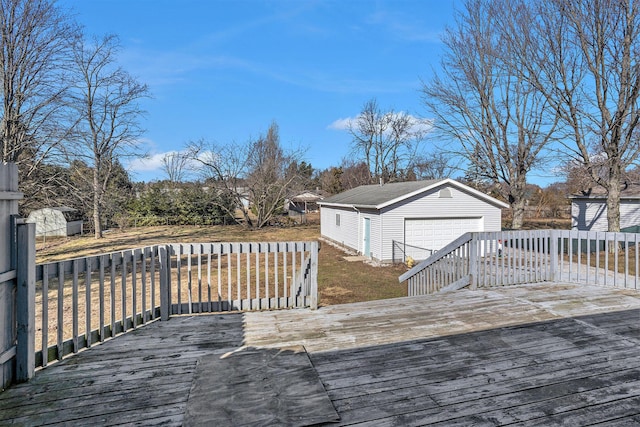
526;0;640;232
161;151;190;184
349;98;428;184
70;34;149;238
188;122;304;228
0;0;78;204
339;158;371;190
422;0;560;229
408;152;457;181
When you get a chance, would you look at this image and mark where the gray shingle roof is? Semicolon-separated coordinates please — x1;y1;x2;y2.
319;179;443;208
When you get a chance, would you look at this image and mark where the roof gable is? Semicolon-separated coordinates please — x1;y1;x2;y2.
318;179;509;210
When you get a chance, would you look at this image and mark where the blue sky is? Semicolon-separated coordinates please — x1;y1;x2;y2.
58;0;464;183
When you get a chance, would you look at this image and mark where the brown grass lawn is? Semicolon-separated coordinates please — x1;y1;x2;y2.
35;224;408;307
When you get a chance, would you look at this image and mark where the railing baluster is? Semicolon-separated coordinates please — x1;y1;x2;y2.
265;245;269;308
141;249;147;323
246;243;251;310
217;244;222;310
132;250;138;327
176;246;182;315
283;248;288;304
291;243;296;305
85;257;92;346
207;249;212;313
150;248;156;319
198;244;203;313
72;259;78;353
604;236;609;287
121;252;128;332
99;255;105;339
237;250;241;310
42;265;49;366
187;244;192;315
255;247;260;308
614;233;619;288
275;248;279;308
110;254;116;337
57;261;64;360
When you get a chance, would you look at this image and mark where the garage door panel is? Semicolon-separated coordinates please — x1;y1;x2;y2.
404;217;481;261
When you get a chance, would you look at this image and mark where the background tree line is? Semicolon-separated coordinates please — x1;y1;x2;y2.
1;0;149;238
9;0;638;235
422;0;640;231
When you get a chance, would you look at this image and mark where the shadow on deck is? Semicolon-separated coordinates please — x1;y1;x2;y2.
1;283;640;426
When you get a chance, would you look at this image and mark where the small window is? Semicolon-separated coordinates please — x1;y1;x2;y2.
439;188;452;198
336;213;341;226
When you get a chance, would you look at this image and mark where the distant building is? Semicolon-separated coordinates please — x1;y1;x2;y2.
318;179;508;263
26;207;84;237
287;191;325;213
571;183;640;232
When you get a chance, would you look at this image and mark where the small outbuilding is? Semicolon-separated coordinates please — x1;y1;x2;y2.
287;191;324;214
318;179;508;263
571;183;640;232
26;207;84;237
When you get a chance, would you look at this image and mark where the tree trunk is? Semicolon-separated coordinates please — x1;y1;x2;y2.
510;195;526;230
93;168;102;239
606;178;621;232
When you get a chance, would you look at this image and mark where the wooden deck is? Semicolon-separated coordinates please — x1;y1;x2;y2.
2;282;640;426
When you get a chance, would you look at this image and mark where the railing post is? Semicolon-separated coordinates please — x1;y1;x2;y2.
469;233;477;290
310;241;319;310
549;230;558;282
16;221;35;382
159;245;170;321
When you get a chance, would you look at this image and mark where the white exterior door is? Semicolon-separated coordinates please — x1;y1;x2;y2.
404;217;482;260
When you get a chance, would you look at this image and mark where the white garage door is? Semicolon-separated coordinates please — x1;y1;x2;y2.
404;217;482;260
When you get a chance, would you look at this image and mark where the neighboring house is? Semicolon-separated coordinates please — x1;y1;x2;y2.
571;183;640;232
287;191;325;213
26;207;84;237
318;179;508;263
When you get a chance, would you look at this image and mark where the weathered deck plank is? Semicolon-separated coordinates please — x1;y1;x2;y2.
1;283;639;426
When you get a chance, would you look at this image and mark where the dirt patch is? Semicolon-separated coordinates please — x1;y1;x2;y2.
322;286;354;298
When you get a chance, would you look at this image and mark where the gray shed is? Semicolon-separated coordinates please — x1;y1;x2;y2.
571;183;640;232
26;207;84;237
318;179;508;263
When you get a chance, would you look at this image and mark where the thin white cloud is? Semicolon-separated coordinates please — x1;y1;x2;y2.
328;113;433;135
127;152;170;172
328;117;354;131
366;10;443;44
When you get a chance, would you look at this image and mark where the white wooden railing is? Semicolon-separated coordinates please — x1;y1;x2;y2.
34;241;319;368
399;230;640;296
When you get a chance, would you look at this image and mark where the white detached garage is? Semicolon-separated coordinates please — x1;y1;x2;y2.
318;179;508;263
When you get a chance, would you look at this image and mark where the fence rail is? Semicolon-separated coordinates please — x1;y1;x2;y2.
33;240;319;369
400;230;640;296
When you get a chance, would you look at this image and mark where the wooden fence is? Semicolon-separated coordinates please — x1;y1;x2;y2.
0;164;36;390
33;241;319;369
399;230;640;296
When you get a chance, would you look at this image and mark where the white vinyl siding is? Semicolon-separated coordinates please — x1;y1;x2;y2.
379;185;502;262
572;199;640;231
320;206;359;249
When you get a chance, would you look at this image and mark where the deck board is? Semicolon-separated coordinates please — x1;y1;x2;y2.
1;282;640;426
